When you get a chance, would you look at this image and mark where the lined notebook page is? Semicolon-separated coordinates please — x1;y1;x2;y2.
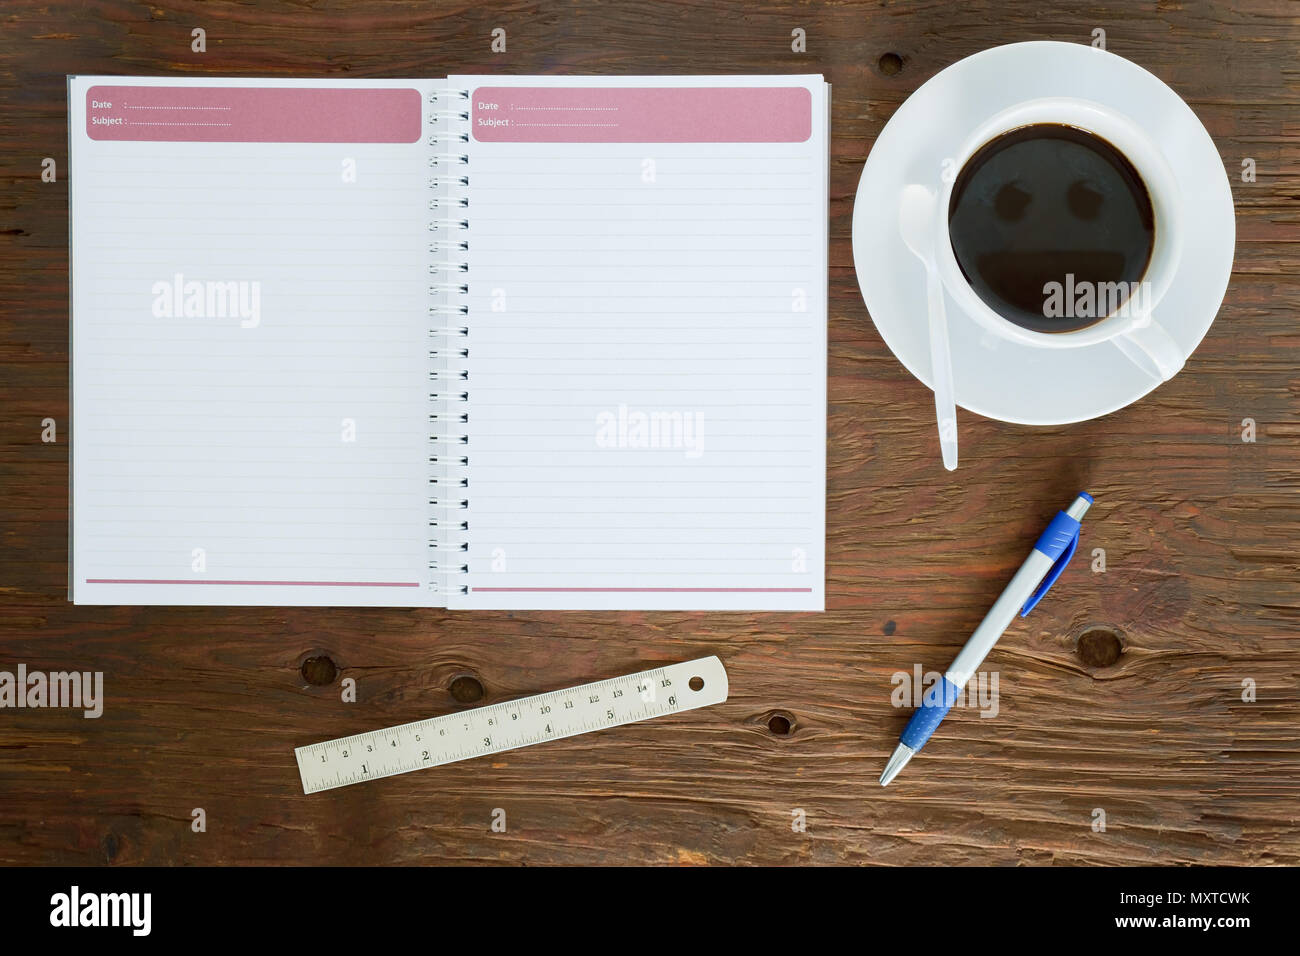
452;75;827;610
69;77;436;606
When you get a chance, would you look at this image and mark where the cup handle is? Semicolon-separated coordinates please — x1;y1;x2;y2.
1111;318;1185;382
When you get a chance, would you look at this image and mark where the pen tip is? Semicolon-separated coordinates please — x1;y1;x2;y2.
879;743;916;787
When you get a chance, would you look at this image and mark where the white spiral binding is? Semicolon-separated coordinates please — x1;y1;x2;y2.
428;88;472;597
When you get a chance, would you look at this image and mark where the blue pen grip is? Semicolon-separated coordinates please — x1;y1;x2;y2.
900;676;961;752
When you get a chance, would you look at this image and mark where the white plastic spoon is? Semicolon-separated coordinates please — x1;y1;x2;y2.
899;183;959;470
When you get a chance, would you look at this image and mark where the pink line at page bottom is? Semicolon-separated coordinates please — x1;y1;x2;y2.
86;579;420;588
471;587;814;593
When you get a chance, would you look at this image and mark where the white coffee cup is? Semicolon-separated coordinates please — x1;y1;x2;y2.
928;96;1186;381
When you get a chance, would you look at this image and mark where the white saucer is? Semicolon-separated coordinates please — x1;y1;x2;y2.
851;41;1235;425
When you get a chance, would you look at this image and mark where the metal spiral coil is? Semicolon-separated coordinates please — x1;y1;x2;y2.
427;90;472;595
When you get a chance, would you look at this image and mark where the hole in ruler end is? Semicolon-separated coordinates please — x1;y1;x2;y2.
688;676;704;692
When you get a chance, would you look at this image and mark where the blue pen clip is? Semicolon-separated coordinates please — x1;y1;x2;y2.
1020;495;1090;616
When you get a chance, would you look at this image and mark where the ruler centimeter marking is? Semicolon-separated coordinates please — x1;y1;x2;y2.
295;656;728;794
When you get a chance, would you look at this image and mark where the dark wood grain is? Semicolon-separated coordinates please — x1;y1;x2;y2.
1;0;1297;865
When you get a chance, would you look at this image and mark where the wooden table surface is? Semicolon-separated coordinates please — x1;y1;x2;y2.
1;0;1296;866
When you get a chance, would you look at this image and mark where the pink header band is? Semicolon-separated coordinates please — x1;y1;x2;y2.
85;85;422;143
471;86;812;143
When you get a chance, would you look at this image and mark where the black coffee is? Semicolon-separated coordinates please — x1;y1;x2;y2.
947;123;1154;332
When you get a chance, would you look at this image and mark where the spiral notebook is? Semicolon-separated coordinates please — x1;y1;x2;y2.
67;75;828;610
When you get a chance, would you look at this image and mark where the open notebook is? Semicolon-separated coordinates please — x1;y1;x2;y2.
68;75;828;610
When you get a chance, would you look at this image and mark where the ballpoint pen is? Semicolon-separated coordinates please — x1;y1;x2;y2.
880;492;1093;786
